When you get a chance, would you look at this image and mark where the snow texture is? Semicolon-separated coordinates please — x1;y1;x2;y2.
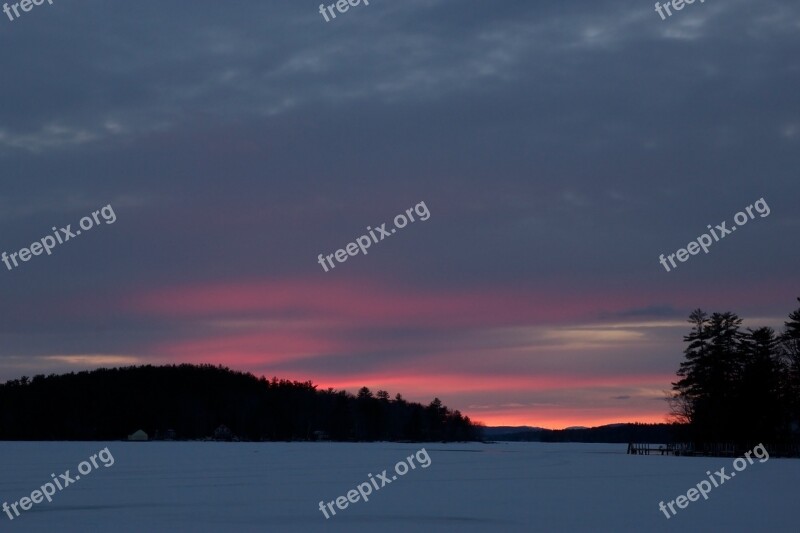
0;441;795;532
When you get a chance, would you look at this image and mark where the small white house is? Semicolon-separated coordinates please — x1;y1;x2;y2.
128;429;149;441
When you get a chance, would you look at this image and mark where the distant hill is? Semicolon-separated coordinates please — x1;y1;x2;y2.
481;426;546;438
0;364;481;442
488;423;688;443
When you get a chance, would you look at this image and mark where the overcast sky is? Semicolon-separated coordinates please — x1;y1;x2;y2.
1;0;798;427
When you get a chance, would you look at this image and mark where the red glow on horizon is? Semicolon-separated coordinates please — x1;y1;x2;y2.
310;372;675;395
468;411;670;430
120;277;707;428
301;372;675;430
128;278;651;328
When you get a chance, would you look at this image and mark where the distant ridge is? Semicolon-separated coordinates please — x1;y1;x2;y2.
481;426;545;438
487;423;686;443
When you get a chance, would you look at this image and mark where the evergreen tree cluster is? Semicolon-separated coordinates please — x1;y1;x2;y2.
0;364;482;442
670;298;800;447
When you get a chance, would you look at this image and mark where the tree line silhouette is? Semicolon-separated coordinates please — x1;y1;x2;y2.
670;297;800;449
0;364;482;442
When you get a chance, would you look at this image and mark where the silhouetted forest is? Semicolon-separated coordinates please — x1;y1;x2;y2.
0;364;482;442
670;298;800;448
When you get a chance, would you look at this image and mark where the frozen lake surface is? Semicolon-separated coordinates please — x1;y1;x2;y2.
0;441;795;532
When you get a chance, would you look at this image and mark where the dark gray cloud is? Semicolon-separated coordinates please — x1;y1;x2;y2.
0;0;797;423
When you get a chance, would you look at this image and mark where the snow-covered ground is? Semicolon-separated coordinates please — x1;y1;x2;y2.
0;441;795;532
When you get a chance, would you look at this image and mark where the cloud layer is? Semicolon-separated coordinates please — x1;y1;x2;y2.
1;0;797;427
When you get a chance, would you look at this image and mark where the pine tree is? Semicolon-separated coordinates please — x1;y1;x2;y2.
672;310;744;442
671;309;710;426
737;327;785;444
782;298;800;432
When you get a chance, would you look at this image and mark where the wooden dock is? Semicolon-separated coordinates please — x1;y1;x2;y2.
626;442;676;455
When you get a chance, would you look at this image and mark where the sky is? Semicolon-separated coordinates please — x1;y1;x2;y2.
0;0;798;429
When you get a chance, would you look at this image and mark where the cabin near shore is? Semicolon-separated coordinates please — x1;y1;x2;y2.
128;429;149;441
